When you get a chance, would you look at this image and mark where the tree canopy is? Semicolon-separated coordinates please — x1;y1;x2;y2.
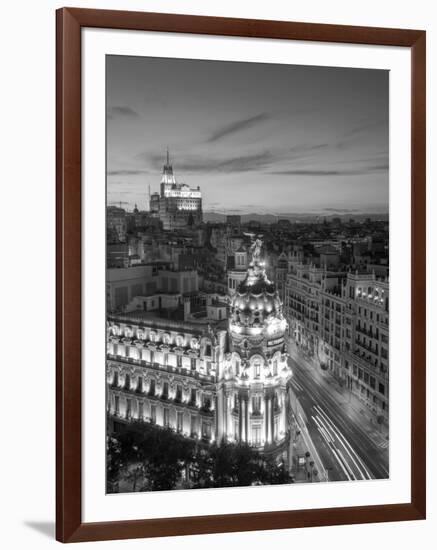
107;423;293;492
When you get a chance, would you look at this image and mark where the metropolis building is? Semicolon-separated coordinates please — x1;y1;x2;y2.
150;151;203;230
106;239;292;457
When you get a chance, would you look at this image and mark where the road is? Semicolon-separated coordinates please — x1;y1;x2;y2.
288;351;389;482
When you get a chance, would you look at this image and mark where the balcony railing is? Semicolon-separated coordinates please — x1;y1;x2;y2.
107;354;215;383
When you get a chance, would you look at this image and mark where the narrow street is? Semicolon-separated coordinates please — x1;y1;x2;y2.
288;347;389;482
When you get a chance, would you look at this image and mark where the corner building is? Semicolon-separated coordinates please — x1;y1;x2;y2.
219;240;291;449
106;240;292;458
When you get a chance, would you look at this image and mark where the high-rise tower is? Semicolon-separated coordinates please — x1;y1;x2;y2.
157;149;203;230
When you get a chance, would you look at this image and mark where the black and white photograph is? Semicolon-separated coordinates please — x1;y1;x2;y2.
105;55;389;493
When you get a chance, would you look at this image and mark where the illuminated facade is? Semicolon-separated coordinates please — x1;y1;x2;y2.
106;239;292;456
154;151;202;230
219;239;291;449
285;264;389;421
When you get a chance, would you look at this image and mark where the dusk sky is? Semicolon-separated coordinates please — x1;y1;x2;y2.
107;55;388;216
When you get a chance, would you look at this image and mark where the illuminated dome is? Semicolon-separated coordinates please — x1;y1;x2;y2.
229;238;286;339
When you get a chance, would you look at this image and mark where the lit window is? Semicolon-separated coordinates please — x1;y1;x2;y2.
252;425;261;445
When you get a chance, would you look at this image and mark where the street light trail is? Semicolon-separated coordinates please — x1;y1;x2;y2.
289;354;389;481
311;415;354;480
336;448;356;480
314;405;372;480
313;411;367;480
311;415;333;443
291;379;305;392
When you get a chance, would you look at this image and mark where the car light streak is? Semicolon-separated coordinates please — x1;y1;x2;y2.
311;415;353;480
315;405;372;480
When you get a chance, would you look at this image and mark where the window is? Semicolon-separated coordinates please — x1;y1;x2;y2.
114;395;119;415
202;395;211;410
150;405;156;423
235;359;240;375
112;371;119;387
136;376;143;392
148;379;155;396
378;383;385;396
201;421;211;440
126;398;131;419
138;401;144;419
162;381;169;399
252;395;261;414
190;415;197;437
163;408;170;427
252;425;261;445
177;355;182;368
190;388;197;406
254;360;261;378
175;385;182;402
370;376;376;389
177;411;183;432
191;357;196;370
124;373;130;390
205;344;212;357
273;393;280;412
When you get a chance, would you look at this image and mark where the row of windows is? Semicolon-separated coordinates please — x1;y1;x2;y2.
353;383;387;410
115;397;213;438
351;365;386;395
112;372;211;406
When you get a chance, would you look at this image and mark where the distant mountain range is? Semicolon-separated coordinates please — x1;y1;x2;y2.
203;211;389;224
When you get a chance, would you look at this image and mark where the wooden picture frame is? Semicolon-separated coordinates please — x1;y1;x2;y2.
56;7;426;543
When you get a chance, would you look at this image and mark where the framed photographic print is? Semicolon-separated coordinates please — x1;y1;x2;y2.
56;7;426;543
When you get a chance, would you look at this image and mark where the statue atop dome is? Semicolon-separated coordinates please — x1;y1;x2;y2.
250;237;263;265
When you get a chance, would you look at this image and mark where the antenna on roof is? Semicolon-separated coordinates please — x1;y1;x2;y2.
166;146;170;166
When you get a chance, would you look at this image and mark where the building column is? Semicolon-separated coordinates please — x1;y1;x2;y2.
222;393;227;439
245;396;249;443
281;390;286;436
241;398;246;442
227;394;233;440
265;395;270;444
215;392;222;441
239;396;243;441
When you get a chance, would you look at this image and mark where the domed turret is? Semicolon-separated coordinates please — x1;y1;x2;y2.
217;235;291;449
229;237;287;344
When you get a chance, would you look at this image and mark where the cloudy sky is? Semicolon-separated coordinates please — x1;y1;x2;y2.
107;55;388;215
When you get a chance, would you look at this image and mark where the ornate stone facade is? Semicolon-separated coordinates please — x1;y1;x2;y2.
106;239;292;457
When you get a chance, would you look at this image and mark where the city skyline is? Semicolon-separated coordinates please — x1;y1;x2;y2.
107;55;389;215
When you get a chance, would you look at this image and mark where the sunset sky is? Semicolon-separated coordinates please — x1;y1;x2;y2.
106;55;389;216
